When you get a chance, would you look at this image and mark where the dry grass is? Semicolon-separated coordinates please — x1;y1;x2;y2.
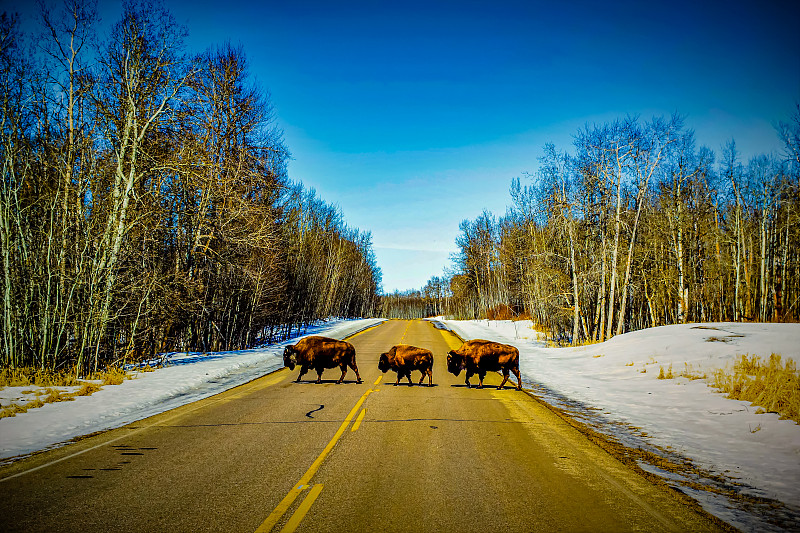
0;383;102;419
0;366;131;388
649;355;797;424
544;337;602;348
711;354;799;423
75;382;103;396
42;387;73;403
529;322;550;334
0;365;132;419
679;363;707;381
576;339;602;347
0;367;80;388
657;364;674;380
94;367;128;386
654;362;706;381
0;397;45;419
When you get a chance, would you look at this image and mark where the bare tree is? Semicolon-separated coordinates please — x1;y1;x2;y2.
80;0;195;371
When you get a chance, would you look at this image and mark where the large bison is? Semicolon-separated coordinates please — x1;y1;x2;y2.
446;339;522;390
378;344;434;386
283;336;362;384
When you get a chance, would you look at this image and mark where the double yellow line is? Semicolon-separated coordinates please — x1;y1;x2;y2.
255;376;383;532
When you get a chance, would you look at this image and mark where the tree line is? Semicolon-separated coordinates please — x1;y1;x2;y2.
384;111;800;342
0;0;381;374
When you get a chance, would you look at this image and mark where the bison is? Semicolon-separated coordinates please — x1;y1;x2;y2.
446;339;522;390
283;336;362;384
378;344;434;386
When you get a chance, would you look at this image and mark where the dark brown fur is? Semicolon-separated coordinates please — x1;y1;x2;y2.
446;339;522;390
378;344;434;386
283;336;362;384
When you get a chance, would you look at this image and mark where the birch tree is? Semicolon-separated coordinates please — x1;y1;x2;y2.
83;0;194;371
0;13;28;368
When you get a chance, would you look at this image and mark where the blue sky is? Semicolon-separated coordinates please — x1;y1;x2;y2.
6;0;799;292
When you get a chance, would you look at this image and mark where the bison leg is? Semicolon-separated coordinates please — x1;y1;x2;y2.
296;365;310;383
394;372;400;386
406;371;413;386
477;371;487;389
349;361;362;384
316;367;326;384
513;367;522;390
464;370;472;388
419;368;433;387
497;369;510;390
336;364;347;384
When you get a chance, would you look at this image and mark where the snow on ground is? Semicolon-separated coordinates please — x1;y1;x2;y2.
0;318;384;462
437;318;800;532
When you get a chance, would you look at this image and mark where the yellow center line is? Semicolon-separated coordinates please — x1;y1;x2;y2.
374;375;383;385
399;320;413;343
255;387;378;532
351;409;366;432
280;484;324;533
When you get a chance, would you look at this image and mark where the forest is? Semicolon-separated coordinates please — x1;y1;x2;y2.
0;1;381;374
4;1;799;377
382;111;800;343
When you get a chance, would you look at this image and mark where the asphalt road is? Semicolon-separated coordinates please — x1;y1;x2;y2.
0;319;724;532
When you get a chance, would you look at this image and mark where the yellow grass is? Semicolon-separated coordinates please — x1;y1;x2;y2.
711;354;799;423
657;364;674;380
528;322;549;334
654;362;706;381
74;383;103;396
0;366;131;388
0;365;132;418
95;367;128;386
679;363;707;381
42;387;73;403
576;339;602;347
0;398;45;419
545;338;602;348
0;367;80;388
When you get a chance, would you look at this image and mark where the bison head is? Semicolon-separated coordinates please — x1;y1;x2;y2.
283;345;298;370
446;350;464;376
377;353;391;373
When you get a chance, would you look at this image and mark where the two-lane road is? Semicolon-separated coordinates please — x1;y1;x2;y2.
0;320;723;532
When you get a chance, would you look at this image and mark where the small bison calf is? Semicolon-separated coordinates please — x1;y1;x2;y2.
378;344;434;386
446;339;522;390
283;335;362;384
